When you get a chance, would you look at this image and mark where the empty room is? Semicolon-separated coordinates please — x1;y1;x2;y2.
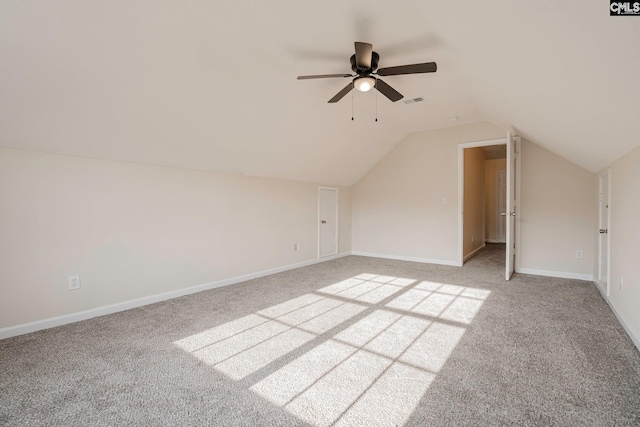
1;1;639;426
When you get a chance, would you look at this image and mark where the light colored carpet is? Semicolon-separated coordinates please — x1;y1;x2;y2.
1;244;639;426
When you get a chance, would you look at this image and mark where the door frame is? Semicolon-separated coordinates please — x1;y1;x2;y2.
457;136;522;271
318;186;339;258
597;169;611;297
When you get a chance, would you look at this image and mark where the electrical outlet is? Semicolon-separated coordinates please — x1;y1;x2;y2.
576;250;584;259
472;235;475;243
68;275;81;291
620;276;624;291
294;243;299;251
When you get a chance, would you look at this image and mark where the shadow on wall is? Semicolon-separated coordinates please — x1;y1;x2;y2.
174;274;490;427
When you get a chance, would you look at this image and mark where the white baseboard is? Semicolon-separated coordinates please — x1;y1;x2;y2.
594;280;609;298
351;251;460;267
593;281;640;352
517;267;593;281
0;252;352;341
606;296;640;352
463;244;486;262
485;239;506;244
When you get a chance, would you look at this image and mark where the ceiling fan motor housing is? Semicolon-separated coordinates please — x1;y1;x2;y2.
351;52;379;74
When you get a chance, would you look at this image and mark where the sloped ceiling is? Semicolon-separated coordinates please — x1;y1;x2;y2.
1;1;638;186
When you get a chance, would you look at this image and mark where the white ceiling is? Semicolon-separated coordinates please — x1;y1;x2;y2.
1;1;639;186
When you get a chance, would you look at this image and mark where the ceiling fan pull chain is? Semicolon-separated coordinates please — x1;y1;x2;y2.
351;89;354;121
375;89;378;122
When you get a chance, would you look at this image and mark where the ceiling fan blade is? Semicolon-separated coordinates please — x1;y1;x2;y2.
354;42;373;69
297;73;352;80
328;82;354;103
375;79;403;102
377;62;437;76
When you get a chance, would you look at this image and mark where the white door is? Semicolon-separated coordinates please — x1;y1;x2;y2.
497;170;507;243
504;132;517;280
598;170;610;295
318;187;338;258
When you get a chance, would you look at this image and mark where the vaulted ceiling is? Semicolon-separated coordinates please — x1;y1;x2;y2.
1;1;639;186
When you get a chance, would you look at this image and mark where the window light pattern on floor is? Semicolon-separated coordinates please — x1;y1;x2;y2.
174;274;490;427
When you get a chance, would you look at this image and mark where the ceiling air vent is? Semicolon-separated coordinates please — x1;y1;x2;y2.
403;97;424;104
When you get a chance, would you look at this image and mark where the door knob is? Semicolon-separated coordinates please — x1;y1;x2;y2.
321;220;327;224
599;229;608;234
500;212;516;216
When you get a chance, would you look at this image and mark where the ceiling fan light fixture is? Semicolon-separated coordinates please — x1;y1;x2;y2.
354;76;376;92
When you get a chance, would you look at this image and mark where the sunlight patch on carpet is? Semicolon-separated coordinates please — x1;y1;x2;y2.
174;274;490;427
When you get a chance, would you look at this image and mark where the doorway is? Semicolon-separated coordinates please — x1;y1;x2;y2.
318;187;338;258
460;145;506;262
458;133;520;280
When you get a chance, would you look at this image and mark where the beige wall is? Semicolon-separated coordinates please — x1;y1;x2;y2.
519;141;596;278
463;147;486;258
338;187;352;253
0;148;351;329
598;145;640;346
352;123;596;278
352;122;506;264
485;158;506;242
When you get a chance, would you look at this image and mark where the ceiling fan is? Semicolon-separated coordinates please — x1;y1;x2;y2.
297;42;437;103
